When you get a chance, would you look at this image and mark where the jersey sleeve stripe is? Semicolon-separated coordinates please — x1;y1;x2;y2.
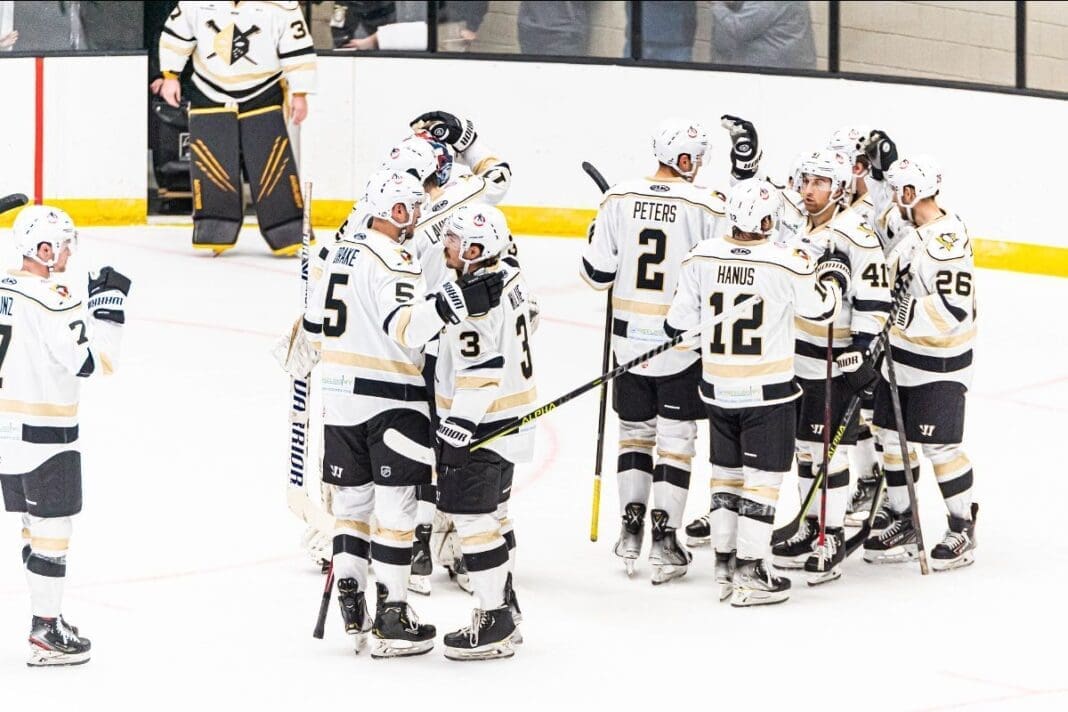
853;299;893;313
0;399;79;417
278;46;316;59
581;258;615;285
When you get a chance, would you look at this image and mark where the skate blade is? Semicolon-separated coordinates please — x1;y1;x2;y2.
407;575;432;596
685;535;711;547
444;639;515;661
806;567;842;586
730;588;790;607
27;647;90;667
370;638;434;659
863;544;917;564
930;552;974;572
510;627;524;645
651;565;687;585
771;555;807;570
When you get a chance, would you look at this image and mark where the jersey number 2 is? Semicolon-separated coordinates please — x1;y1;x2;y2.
636;229;666;291
708;293;763;355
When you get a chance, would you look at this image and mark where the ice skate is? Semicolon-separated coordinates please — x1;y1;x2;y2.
845;467;882;527
443;607;516;661
684;511;712;547
730;558;791;607
408;523;433;596
613;502;645;576
505;573;523;645
27;616;90;667
772;516;818;569
804;527;845;586
445;553;473;593
648;509;691;585
714;550;736;601
370;584;436;658
863;508;918;564
337;578;371;653
930;503;978;572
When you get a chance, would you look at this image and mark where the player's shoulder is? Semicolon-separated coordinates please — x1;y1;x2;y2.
683;238;814;275
435;174;488;209
0;271;82;312
604;178;726;215
830;210;882;250
920;213;971;262
355;231;421;276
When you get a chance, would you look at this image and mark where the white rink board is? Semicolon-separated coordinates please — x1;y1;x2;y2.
0;228;1065;710
0;57;35;199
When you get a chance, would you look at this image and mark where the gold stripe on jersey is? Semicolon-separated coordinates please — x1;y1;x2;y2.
710;479;743;488
29;537;69;551
394;309;415;348
703;356;793;378
160;39;194;57
620;439;655;449
923;299;952;333
456;376;501;389
934;454;971;477
462;530;503;547
436;385;537;413
794;317;851;339
21;528;30;540
612;296;670;316
891;325;976;348
281;62;316;74
600;192;725;216
0;399;78;417
321;351;421;376
101;354;115;376
336;519;371;535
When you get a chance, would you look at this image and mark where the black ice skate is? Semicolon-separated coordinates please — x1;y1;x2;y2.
930;503;978;572
804;527;845;585
613;502;646;576
27;616;90;667
370;583;436;658
869;500;895;533
863;508;918;564
715;550;736;601
443;606;516;661
684;511;712;547
445;550;473;593
337;578;371;653
845;467;882;527
772;516;819;569
649;509;691;585
408;523;433;596
730;558;791;607
505;572;523;645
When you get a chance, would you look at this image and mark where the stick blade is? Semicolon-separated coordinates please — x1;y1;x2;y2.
383;428;435;466
0;193;29;216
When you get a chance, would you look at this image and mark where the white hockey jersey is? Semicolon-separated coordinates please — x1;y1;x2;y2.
303;229;448;426
435;264;539;462
793;205;892;380
666;237;842;409
582;176;729;377
160;1;317;104
0;271;120;474
886;212;976;388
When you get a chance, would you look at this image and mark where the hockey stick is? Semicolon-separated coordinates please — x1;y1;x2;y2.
385;296;762;467
0;193;29;216
581;161;611;542
880;332;929;574
815;305;834;568
312;561;334;639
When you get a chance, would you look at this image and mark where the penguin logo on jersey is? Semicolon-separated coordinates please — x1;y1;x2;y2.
207;20;261;66
935;233;958;252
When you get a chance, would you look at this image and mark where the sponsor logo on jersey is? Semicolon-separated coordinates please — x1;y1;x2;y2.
919;424;936;437
432;199;449;212
649;184;670;193
380;466;392;479
1;278;15;285
730;247;751;255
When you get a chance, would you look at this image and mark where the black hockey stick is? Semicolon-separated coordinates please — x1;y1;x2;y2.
581;161;611;542
0;193;29;216
312;562;335;639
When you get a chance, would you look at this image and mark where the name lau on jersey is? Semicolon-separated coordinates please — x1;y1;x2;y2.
717;265;755;286
632;201;677;223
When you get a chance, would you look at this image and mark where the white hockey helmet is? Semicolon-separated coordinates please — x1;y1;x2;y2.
13;205;77;269
445;203;511;270
827;125;871;166
411;130;454;186
798;148;853;208
727;179;781;236
652;119;710;180
379;135;438;185
362;169;426;240
787;152;806;191
885;155;941;216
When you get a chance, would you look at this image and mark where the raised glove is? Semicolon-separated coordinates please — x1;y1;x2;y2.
410;110;477;152
87;266;132;324
864;129;898;180
434;271;505;324
435;417;474;469
721;114;762;180
815;249;851;294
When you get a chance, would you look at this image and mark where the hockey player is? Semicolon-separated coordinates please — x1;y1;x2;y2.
283;170;505;657
0;206;131;665
771;149;891;582
582;118;730;584
433;204;536;659
863;156;978;571
665;179;849;606
159;1;317;255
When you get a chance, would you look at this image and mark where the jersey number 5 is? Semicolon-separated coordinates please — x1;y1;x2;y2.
636;229;666;291
708;293;763;355
324;274;348;337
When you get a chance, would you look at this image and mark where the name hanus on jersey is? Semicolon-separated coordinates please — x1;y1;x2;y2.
333;245;360;266
717;265;755;286
632;201;677;223
0;296;12;316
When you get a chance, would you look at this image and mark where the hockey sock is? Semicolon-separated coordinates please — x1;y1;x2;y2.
737;468;784;561
653;417;696;528
796;459;816;516
24;516;71;618
617;418;655;511
928;445;974;520
415;489;437;527
851;434;878;480
825;468;850;528
709;465;743;553
372;486;417;602
332;520;371;590
455;514;509;610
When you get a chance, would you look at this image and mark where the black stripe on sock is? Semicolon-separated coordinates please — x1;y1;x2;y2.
333;533;370;560
371;541;412;567
938;468;973;500
711;491;740;512
26;553;65;578
503;530;516;551
885;466;920;487
618;451;653;473
653;463;691;489
828;468;850;489
738;498;775;525
464;544;509;573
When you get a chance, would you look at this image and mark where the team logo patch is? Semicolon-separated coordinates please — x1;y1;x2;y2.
473;213;486;227
390;147;401;159
432;199;449;212
730;247;751;255
50;284;70;298
1;278;15;285
398;249;413;264
380;466;392;479
206;20;261;66
650;184;670;192
935;232;958;251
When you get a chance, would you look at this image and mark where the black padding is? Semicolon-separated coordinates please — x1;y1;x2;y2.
371;541;412;566
188;110;242;247
239;106;302;252
6;452;83;517
463;544;509;573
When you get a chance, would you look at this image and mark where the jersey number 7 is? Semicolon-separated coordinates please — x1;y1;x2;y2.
0;324;10;388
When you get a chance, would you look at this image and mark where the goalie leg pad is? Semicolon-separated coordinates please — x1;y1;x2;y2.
188;108;242;251
239;102;303;254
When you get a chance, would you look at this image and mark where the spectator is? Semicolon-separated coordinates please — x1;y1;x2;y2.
0;1;15;51
711;1;816;70
627;1;696;62
338;1;488;52
7;1;86;51
518;0;589;57
330;1;397;48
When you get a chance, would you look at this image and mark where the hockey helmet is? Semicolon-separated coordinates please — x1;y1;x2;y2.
652;119;710;180
727;179;781;236
13;205;77;269
362;170;426;240
445;203;510;270
798;148;852;205
412;130;453;187
380;135;439;185
827;125;872;166
885;155;941;215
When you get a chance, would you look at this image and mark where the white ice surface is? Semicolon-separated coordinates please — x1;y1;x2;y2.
1;226;1066;711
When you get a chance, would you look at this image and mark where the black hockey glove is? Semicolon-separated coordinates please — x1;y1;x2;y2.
433;271;505;324
721;114;762;180
836;335;880;396
815;249;851;294
864;129;898;181
436;417;474;470
87;266;132;324
410;110;478;152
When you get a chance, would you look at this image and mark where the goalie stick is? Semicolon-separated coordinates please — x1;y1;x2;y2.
581;161;611;542
0;193;29;216
384;296;762;467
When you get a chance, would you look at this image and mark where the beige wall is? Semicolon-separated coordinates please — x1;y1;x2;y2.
1028;1;1068;91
